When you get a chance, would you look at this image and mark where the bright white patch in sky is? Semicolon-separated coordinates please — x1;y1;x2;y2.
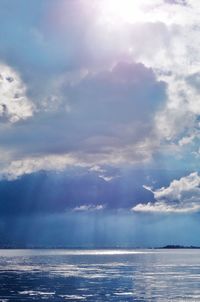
99;0;147;24
73;204;105;212
0;64;34;123
0;155;78;180
133;172;200;213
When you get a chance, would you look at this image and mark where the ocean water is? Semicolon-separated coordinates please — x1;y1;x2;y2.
0;249;200;301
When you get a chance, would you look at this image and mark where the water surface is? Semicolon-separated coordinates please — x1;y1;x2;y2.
0;249;200;301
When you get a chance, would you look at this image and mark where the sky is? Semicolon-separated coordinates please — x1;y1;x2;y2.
0;0;200;247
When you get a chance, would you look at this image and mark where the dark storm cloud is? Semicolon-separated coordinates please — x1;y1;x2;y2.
0;62;166;166
0;168;152;216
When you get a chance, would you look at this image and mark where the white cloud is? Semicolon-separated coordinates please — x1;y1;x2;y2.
132;172;200;213
73;204;105;212
0;155;78;180
178;134;196;147
89;165;115;181
133;201;200;213
115;2;200;155
92;1;200;163
154;75;200;144
0;64;34;123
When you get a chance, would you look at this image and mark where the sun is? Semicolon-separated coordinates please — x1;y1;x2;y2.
99;0;145;24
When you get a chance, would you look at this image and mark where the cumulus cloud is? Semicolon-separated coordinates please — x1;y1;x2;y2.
0;64;34;123
154;76;200;142
105;1;200;158
0;155;78;180
60;61;165;161
132;172;200;213
0;61;166;178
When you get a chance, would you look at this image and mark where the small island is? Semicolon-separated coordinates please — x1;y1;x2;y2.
160;245;200;249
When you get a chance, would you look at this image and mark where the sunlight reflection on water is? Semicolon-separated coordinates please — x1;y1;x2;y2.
0;249;200;301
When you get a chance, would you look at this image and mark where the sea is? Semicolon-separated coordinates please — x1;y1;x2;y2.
0;249;200;301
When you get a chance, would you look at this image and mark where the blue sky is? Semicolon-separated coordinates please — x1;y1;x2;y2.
0;0;200;246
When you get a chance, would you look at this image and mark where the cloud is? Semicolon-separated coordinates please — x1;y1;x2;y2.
0;0;199;177
89;165;116;182
73;204;105;212
133;202;200;213
60;61;166;161
178;134;197;147
132;172;200;213
0;167;162;216
0;155;78;180
155;74;200;142
164;0;188;6
0;64;34;123
0;61;166;178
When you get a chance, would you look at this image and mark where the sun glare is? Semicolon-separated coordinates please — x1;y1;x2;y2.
99;0;145;24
